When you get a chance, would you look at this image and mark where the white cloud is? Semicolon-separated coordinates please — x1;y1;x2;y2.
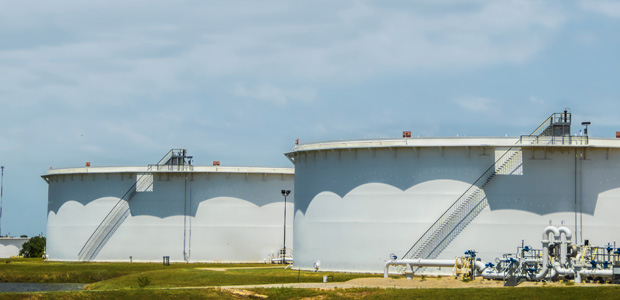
0;1;569;113
338;1;374;26
453;97;498;113
579;0;620;18
529;96;546;105
232;83;316;105
189;1;566;79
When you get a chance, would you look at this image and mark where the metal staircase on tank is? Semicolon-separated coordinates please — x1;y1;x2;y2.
401;112;572;261
77;149;191;262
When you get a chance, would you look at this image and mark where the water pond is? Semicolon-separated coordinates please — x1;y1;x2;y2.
0;282;84;292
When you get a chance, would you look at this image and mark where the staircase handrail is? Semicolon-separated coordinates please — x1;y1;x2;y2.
530;114;554;137
155;149;175;166
402;124;544;259
401;145;517;259
77;172;148;261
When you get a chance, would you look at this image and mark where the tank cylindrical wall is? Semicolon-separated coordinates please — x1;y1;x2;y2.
46;170;294;262
292;144;620;273
0;238;29;258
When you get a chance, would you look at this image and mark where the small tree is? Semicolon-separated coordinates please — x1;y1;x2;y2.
19;236;46;258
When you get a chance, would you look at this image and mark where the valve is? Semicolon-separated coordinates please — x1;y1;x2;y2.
464;250;477;258
505;257;518;264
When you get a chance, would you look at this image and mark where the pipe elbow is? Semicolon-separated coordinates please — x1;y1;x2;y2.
552;262;574;276
534;265;549;281
474;261;487;272
384;260;396;278
542;226;560;241
558;226;572;241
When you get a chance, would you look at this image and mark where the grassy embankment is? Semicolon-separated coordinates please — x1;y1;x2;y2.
1;258;620;299
2;286;620;300
0;258;367;287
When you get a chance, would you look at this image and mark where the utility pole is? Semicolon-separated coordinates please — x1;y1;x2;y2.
281;189;291;264
0;166;4;237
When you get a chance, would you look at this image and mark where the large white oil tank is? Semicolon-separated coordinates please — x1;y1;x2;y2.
286;113;620;273
0;238;29;258
43;150;294;263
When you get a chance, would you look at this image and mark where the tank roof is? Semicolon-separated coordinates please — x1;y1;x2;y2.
42;165;294;178
286;136;620;156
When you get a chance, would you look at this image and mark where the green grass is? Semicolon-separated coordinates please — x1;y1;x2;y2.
2;259;620;299
0;258;276;283
1;287;620;300
0;289;238;300
87;266;371;290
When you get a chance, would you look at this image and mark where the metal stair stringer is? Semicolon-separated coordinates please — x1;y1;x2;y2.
402;147;522;261
77;150;191;262
401;113;564;263
77;173;145;262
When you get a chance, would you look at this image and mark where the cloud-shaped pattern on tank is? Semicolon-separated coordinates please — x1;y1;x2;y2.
294;180;472;260
47;196;291;262
299;180;471;223
0;244;21;258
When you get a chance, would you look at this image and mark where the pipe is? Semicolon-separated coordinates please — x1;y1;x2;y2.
481;226;559;281
385;226;610;283
543;226;560;242
550;226;575;278
384;259;456;278
532;226;559;281
579;269;613;278
553;261;574;276
474;260;486;272
558;226;572;265
270;257;293;264
481;270;505;280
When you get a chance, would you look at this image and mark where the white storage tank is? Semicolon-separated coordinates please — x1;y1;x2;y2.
43;150;294;263
286;113;620;273
0;237;29;258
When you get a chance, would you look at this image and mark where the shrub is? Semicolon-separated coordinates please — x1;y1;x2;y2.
137;276;150;288
19;236;46;258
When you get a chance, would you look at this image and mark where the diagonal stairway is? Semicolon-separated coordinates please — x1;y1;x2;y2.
77;171;150;261
401;114;560;261
78;149;188;261
401;148;522;260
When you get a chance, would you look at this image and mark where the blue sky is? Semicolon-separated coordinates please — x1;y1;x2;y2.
1;1;620;237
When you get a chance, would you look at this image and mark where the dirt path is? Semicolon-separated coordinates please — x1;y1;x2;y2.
196;266;285;272
216;276;597;290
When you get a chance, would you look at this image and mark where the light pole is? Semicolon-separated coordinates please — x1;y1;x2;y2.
0;166;4;237
582;122;591;144
281;189;290;263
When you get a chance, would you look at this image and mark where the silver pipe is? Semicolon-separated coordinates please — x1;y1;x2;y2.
384;259;456;278
579;269;613;278
558;226;572;265
534;226;559;280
